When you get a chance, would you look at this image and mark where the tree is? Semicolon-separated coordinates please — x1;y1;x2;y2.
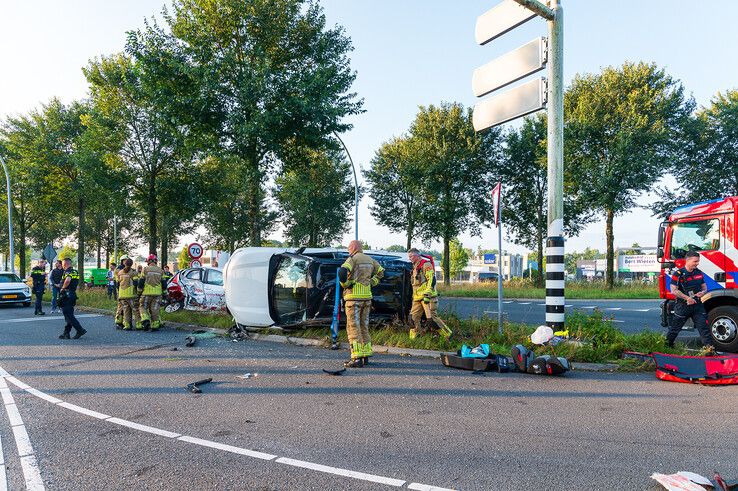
177;246;190;270
386;245;407;252
652;89;738;217
443;239;469;281
565;62;693;287
411;102;503;285
499;115;590;287
275;144;355;247
135;0;364;246
365;137;424;250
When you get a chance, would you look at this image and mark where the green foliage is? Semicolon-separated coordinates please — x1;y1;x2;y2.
177;246;190;270
443;238;469;280
386;245;407;252
439;279;659;299
57;245;78;265
565;62;694;287
275;144;355;247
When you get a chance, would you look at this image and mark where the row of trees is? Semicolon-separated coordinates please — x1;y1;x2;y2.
0;0;362;279
368;62;738;288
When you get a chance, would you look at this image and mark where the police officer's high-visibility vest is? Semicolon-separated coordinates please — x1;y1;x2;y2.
340;252;384;300
118;269;136;299
142;265;163;296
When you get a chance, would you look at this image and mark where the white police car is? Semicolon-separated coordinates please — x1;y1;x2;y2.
0;272;32;307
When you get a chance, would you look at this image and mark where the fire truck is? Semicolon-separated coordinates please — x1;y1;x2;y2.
658;197;738;352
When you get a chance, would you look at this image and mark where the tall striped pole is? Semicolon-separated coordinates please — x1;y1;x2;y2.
545;0;565;330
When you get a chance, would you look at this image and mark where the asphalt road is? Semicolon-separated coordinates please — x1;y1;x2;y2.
440;298;671;334
0;304;736;490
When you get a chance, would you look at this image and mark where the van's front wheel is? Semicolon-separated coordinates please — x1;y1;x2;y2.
708;306;738;353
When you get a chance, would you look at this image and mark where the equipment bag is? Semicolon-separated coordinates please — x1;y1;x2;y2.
511;344;534;372
527;355;571;376
459;344;490;358
441;353;497;372
653;352;738;385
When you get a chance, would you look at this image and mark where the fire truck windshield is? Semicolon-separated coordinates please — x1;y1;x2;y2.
670;219;720;258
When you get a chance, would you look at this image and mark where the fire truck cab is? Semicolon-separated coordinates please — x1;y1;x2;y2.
658;197;738;352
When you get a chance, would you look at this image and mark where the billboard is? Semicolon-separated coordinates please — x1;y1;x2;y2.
484;253;497;264
618;254;659;273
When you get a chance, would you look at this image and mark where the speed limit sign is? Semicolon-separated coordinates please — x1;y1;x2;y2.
190;259;202;268
188;242;203;259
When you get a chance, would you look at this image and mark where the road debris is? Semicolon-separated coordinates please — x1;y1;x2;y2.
185;336;196;347
322;368;346;376
237;373;257;379
652;471;737;490
185;378;213;394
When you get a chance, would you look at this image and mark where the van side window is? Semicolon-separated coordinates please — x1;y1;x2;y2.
670;219;720;259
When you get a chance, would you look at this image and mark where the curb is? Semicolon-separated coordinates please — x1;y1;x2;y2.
69;305;620;372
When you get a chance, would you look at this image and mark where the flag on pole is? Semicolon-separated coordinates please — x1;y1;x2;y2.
491;182;501;226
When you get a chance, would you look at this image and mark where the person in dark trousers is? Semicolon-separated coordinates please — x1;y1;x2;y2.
30;259;47;315
58;258;86;340
107;262;117;299
49;260;64;314
667;251;712;348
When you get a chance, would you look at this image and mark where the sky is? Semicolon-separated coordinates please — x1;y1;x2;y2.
2;0;737;256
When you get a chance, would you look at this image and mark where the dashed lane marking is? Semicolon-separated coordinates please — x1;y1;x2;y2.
1;314;101;323
0;376;45;490
604;308;622;311
0;367;454;490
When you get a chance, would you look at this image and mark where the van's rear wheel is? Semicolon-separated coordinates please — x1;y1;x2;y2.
708;306;738;353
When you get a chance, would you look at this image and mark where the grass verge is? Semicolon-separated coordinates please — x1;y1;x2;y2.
439;280;659;299
51;288;681;366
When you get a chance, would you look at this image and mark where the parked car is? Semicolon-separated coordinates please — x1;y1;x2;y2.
478;272;499;283
223;247;412;329
165;266;225;312
83;268;109;287
0;272;32;307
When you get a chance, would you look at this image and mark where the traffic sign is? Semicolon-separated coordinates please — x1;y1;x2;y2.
188;243;203;259
189;259;202;268
475;0;537;45
473;77;546;132
42;243;57;262
472;37;547;97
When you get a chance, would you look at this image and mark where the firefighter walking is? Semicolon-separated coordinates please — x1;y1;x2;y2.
407;248;452;340
117;258;138;330
114;255;127;329
338;240;384;368
140;255;163;331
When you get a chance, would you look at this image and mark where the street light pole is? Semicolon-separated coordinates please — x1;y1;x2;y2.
0;155;15;274
333;132;359;241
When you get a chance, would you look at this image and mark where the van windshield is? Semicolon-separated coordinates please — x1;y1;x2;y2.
271;255;309;324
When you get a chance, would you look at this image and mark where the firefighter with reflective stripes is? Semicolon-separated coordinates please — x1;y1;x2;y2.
408;248;452;340
140;254;163;331
114;255;128;329
30;259;47;315
338;240;384;368
667;251;712;348
117;258;138;330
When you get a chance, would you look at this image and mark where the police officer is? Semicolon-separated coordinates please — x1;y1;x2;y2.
58;258;86;339
117;258;137;330
30;259;47;315
140;255;163;331
667;251;713;348
338;240;384;368
407;248;452;340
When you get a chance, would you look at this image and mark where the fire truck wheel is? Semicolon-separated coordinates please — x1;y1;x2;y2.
708;306;738;353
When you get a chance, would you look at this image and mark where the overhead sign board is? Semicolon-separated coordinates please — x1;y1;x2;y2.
473;37;547;97
473;77;546;132
475;0;538;45
484;253;497;264
188;242;203;259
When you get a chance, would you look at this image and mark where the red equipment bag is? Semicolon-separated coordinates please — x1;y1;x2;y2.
652;352;738;385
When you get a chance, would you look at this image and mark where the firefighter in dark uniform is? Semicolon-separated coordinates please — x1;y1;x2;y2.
667;251;712;348
30;259;47;315
58;258;87;340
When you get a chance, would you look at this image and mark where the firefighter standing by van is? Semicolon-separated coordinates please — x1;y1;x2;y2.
140;255;163;330
117;258;138;330
407;248;452;340
338;240;384;368
667;251;713;348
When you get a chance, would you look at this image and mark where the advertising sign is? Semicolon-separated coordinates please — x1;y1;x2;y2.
618;254;659;273
484;253;497;264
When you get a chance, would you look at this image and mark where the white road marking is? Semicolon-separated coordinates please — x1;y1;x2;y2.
565;304;573;308
502;301;513;304
0;433;6;491
611;320;625;323
275;457;405;487
604;308;621;311
0;377;45;490
483;311;498;314
581;306;596;309
517;302;531;305
631;309;650;312
0;366;452;490
1;314;101;323
408;483;457;491
178;436;276;460
106;418;180;438
58;402;110;420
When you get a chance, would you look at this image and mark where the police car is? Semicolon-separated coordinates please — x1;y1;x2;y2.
223;248;412;328
0;272;32;307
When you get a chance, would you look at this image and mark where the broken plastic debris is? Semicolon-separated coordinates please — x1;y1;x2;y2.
322;368;346;376
185;378;213;394
185;336;196;347
530;325;554;345
237;373;256;379
651;472;714;491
